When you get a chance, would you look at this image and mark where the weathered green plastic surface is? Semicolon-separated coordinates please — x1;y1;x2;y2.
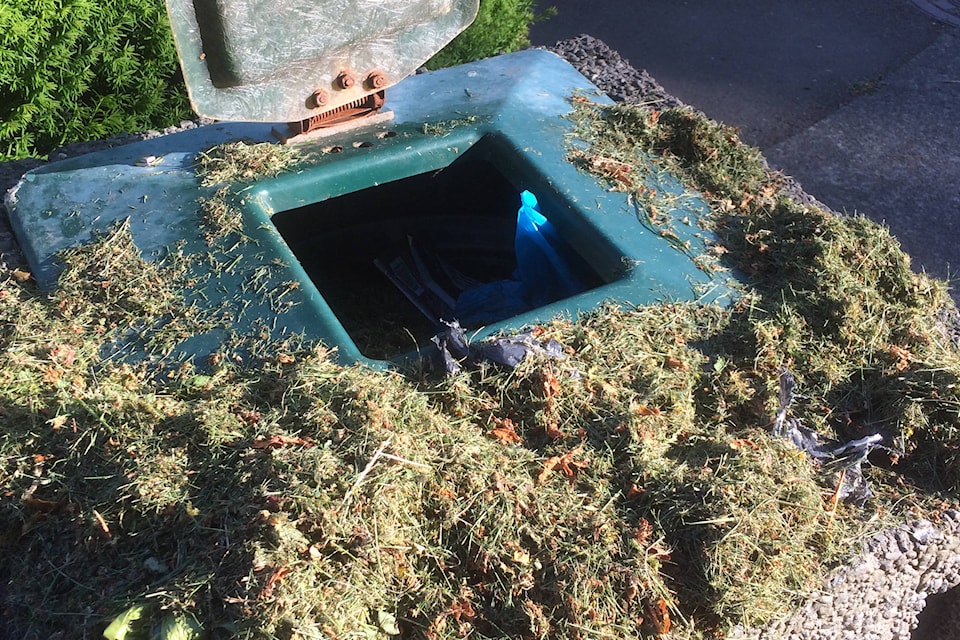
6;50;735;368
165;0;479;121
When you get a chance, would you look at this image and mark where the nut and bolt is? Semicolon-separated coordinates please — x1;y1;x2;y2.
365;70;387;90
308;88;329;109
336;71;356;90
310;70;384;108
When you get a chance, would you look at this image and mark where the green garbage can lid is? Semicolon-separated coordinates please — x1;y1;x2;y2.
165;0;479;122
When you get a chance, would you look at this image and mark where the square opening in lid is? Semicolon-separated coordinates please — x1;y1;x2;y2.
269;135;605;361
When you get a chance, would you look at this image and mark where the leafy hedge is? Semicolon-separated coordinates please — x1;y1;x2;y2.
0;0;191;162
427;0;553;70
0;0;549;162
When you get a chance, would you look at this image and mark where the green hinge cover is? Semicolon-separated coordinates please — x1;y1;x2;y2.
164;0;480;122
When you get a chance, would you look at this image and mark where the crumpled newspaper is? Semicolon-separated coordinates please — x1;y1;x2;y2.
773;368;889;505
432;320;565;374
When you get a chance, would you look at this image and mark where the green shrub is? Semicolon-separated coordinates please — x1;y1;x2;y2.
0;0;550;162
427;0;554;69
0;0;191;162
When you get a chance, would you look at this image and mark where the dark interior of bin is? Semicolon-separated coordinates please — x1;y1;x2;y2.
911;585;960;639
271;137;603;360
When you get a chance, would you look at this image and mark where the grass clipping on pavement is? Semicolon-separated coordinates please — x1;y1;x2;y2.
3;99;960;640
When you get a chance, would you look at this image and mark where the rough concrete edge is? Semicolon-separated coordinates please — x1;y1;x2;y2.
728;513;960;639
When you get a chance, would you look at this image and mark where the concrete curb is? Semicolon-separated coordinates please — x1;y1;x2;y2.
766;30;960;284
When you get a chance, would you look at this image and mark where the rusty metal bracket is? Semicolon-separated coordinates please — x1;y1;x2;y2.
284;90;386;137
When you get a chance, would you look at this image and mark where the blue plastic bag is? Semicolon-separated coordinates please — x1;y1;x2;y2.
454;191;588;326
513;190;586;307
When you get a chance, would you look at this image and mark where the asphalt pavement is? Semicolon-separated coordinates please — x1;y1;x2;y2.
530;0;960;283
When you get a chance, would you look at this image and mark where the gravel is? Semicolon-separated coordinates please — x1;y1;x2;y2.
729;513;960;640
545;34;686;109
2;34;959;638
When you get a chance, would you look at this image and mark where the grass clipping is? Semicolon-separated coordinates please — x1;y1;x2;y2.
3;100;960;640
195;141;310;244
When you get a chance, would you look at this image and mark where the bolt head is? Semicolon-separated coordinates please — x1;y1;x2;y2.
309;88;329;109
366;70;387;90
337;72;355;89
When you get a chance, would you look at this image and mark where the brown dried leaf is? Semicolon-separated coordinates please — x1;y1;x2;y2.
541;368;560;400
544;422;566;440
435;486;458;501
449;599;476;622
49;344;76;366
634;518;653;546
539;457;561;484
487;417;522;445
570;149;635;188
631;402;661;417
649;205;664;225
260;566;291;600
236;409;262;426
626;483;646;499
665;356;688;371
509;544;531;566
539;447;588;484
888;345;913;371
654;598;671;634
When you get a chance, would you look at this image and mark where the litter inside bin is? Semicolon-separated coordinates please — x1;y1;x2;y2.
379;190;592;329
455;190;590;326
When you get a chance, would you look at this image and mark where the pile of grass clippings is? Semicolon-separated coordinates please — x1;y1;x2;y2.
2;97;960;640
